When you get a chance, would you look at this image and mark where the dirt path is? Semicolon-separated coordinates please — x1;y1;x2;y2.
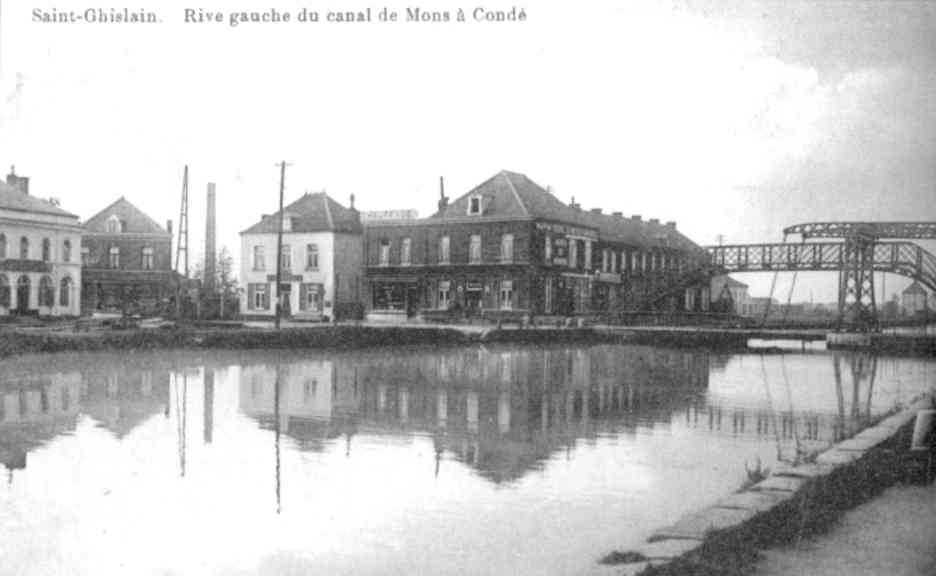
756;482;936;576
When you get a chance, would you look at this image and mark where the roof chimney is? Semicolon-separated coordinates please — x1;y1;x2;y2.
590;208;602;214
612;211;623;217
6;165;29;195
649;218;660;225
437;176;449;212
631;215;642;221
666;220;676;229
569;196;580;210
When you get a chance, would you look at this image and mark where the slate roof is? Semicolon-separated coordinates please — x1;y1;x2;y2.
241;192;362;235
84;196;169;235
0;180;78;219
432;170;701;251
722;276;748;288
430;170;596;228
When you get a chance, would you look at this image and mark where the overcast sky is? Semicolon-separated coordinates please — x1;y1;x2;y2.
2;0;934;301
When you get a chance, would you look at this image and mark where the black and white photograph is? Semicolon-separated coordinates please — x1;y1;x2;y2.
1;1;935;574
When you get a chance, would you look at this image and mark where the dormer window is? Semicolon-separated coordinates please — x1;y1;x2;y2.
468;195;482;215
281;215;292;232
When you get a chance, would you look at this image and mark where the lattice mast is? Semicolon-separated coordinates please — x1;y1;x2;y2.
175;165;190;278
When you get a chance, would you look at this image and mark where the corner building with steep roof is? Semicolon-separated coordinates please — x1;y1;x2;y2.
239;192;364;321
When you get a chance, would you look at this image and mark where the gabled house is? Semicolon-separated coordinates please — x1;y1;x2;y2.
81;197;176;314
901;281;928;317
0;167;83;317
239;192;363;321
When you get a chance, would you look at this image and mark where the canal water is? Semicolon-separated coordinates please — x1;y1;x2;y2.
1;344;933;575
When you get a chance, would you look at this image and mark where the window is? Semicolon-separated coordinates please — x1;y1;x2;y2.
469;234;482;264
543;278;552;313
249;283;269;310
499;280;513;310
42;238;51;262
81;247;90;266
142;246;154;270
39;275;54;307
306;244;319;269
0;275;9;308
602;249;609;272
544;235;552;262
438;280;451;309
0;234;5;259
300;283;323;312
282;216;292;232
280;245;291;270
439;235;450;264
253;246;265;270
19;236;28;259
584;241;592;269
109;246;120;268
401;237;412;266
379;241;390;266
106;215;120;233
63;239;71;263
468;195;482;215
500;234;514;263
569;240;577;268
59;277;71;307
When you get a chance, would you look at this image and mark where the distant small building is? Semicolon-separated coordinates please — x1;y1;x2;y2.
0;167;83;317
901;281;928;317
239;192;363;321
81;197;176;315
741;296;779;318
710;275;749;315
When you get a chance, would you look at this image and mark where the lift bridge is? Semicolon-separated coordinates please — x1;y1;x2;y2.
705;222;936;332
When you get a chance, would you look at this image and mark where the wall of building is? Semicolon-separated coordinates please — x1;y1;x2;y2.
0;212;82;317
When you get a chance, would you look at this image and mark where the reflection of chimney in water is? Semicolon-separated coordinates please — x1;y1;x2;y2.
204;368;214;444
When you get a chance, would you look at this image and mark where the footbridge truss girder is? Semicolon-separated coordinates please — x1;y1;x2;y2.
783;221;936;240
705;241;936;293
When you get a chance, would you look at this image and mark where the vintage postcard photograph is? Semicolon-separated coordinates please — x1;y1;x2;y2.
1;1;935;575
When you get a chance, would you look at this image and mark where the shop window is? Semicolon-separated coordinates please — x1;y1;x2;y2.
300;283;323;312
499;280;513;310
438;280;451;309
249;283;269;310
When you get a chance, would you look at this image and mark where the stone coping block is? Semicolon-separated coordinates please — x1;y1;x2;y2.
816;448;864;467
650;506;759;541
771;462;835;479
853;425;899;443
751;474;810;493
836;434;888;452
635;538;703;560
714;489;794;513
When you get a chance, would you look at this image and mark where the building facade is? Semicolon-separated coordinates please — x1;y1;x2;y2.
364;170;708;321
0;168;83;317
901;281;928;317
240;192;363;321
81;197;176;315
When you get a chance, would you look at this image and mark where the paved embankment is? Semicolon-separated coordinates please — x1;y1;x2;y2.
598;394;936;576
0;325;619;359
755;482;936;576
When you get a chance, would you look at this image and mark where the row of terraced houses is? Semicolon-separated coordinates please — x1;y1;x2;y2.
239;170;713;322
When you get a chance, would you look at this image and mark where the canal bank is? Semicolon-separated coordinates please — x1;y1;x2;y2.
598;393;936;576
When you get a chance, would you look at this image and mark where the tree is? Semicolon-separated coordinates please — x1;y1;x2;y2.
193;246;240;319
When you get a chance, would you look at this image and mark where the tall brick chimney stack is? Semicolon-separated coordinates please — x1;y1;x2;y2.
437;176;449;212
6;166;29;195
205;183;217;293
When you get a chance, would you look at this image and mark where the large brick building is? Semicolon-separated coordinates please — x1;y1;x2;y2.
80;197;176;314
0;168;83;317
239;192;363;321
364;170;709;320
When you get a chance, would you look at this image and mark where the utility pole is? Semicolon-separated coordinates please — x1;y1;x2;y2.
274;161;287;329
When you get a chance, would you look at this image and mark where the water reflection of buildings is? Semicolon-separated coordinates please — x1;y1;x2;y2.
238;346;712;484
0;359;171;480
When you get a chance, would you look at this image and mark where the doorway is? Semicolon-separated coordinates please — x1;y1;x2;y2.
16;276;30;313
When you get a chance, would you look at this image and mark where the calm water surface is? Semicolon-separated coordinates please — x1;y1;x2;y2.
1;344;933;575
